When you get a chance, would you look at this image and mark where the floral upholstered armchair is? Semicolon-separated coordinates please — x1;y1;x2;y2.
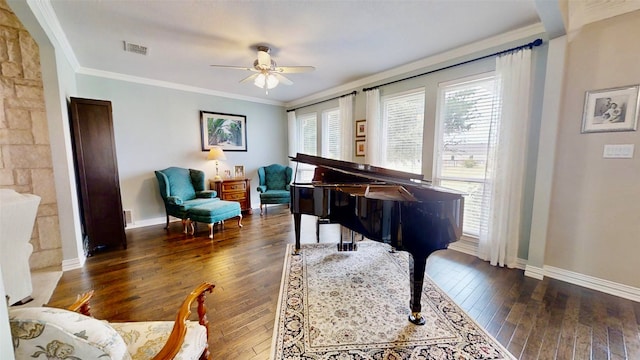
155;167;219;229
9;282;215;360
256;164;293;215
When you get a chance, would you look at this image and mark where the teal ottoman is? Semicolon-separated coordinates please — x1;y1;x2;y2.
186;200;243;239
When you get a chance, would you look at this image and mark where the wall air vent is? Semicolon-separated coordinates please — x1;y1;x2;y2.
123;41;148;55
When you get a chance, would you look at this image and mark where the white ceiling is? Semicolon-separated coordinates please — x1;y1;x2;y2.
48;0;544;105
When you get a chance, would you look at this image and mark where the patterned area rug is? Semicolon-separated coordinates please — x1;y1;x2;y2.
270;241;515;359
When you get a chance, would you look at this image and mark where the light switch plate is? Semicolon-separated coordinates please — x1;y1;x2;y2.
603;144;634;158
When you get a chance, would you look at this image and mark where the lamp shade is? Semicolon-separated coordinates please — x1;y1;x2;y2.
207;147;226;161
254;73;279;89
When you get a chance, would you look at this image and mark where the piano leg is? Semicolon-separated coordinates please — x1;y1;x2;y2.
293;213;302;255
408;254;427;325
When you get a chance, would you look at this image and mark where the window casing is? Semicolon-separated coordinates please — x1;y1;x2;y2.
434;74;496;238
381;89;425;173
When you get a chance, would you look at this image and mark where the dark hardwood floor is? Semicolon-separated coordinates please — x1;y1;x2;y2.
46;205;640;359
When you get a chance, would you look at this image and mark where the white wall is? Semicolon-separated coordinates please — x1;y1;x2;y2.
7;0;85;269
546;10;640;288
76;75;288;225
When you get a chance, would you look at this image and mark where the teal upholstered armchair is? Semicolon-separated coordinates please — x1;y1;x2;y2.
257;164;293;215
155;167;219;228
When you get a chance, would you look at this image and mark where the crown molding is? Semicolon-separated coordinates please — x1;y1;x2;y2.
286;22;546;108
26;0;79;71
30;0;548;109
29;0;282;106
76;67;284;106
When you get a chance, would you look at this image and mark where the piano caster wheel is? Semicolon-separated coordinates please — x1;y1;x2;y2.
409;312;426;325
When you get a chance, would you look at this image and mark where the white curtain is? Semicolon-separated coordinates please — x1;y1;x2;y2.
365;88;381;166
287;110;297;168
478;48;533;268
339;94;354;161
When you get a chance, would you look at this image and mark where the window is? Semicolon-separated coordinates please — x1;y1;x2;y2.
321;108;340;159
297;112;317;156
295;112;317;182
434;74;496;238
381;89;425;173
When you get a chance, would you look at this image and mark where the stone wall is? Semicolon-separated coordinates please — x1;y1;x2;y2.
0;0;61;269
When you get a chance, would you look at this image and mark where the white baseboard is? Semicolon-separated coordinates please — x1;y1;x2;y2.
447;240;477;256
524;265;545;280
61;257;84;271
126;210;257;230
543;265;640;303
449;241;640;302
448;239;526;270
126;216;169;229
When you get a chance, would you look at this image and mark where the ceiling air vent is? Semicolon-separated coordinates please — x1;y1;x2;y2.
123;41;148;55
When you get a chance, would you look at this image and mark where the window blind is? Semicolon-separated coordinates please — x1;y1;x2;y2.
381;90;425;173
435;75;497;237
322;108;340;159
298;112;317;156
295;112;318;182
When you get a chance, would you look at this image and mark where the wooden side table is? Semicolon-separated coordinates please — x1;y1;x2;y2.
211;178;252;214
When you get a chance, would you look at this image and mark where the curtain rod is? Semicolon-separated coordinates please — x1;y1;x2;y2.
286;91;357;113
362;38;543;92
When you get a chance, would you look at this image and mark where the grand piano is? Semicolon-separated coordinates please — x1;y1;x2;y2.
290;153;464;325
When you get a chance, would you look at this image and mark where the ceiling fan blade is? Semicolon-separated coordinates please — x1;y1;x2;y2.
275;66;316;73
273;73;293;85
239;73;260;83
257;50;271;68
210;65;257;72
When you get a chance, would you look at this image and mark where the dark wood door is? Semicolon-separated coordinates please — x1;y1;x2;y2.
69;97;126;255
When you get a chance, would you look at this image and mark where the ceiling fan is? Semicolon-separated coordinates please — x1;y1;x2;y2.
210;45;315;93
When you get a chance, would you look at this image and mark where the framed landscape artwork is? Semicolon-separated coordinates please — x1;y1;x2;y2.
200;111;247;151
581;85;639;133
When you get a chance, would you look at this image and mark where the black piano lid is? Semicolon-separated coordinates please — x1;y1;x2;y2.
290;153;465;199
291;153;423;181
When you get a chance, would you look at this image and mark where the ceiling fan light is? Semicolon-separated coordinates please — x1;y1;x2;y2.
266;74;279;89
254;73;279;90
254;73;266;88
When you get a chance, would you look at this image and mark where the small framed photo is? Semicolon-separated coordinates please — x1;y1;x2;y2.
581;85;639;133
224;170;232;179
234;165;245;179
200;111;247;151
355;119;366;137
355;139;366;157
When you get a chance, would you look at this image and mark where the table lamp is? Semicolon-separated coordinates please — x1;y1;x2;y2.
207;146;226;181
